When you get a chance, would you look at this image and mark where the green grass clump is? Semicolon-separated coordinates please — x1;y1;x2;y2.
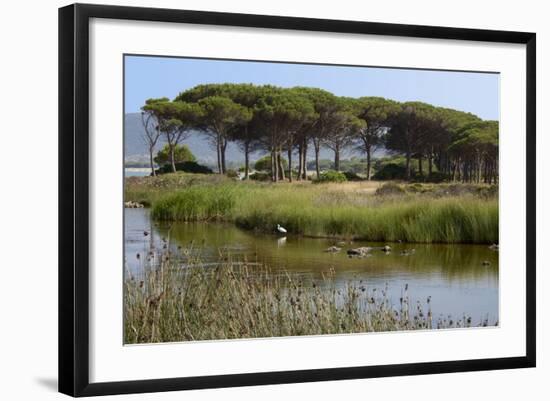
313;170;348;183
150;185;241;221
125;172;232;206
124;253;486;344
239;196;497;243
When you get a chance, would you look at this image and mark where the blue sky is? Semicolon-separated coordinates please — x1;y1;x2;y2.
124;55;499;120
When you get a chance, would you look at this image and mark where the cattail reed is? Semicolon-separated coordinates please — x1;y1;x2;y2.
124;249;496;344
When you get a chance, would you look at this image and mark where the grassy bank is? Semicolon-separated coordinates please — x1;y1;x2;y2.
132;174;498;243
124;255;483;344
125;173;231;207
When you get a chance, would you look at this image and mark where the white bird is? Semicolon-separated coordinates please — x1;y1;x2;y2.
277;224;287;234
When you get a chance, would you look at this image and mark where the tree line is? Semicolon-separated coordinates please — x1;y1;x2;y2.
140;83;498;183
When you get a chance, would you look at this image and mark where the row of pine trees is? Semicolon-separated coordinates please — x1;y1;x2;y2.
140;83;498;183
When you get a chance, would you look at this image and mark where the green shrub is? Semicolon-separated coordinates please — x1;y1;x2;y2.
342;171;363;181
254;155;288;172
226;169;239;179
156;161;213;175
372;163;407;180
249;171;271;181
154;144;196;165
313;170;348;183
425;172;449;183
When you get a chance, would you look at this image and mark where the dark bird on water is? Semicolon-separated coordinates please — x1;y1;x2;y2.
143;231;149;236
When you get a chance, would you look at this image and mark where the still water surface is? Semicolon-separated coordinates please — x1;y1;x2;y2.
125;208;499;324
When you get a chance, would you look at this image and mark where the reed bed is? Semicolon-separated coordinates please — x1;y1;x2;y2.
144;179;498;243
125;173;232;207
124;252;488;344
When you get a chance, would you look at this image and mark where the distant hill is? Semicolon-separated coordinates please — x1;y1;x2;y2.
125;113;251;166
124;112;368;166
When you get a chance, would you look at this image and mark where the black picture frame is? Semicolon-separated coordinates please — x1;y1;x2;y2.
59;3;536;397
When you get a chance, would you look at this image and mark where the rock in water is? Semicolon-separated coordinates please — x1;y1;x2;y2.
347;247;372;257
125;201;144;208
325;246;342;253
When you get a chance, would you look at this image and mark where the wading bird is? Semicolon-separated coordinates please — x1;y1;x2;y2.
277;224;287;234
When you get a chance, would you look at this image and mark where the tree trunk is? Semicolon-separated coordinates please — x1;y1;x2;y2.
170;144;177;173
450;160;455;181
366;146;372;180
405;151;411;180
477;154;482;183
149;146;156;177
297;144;302;181
334;144;340;172
244;142;250;180
418;156;423;177
271;149;277;182
278;151;285;181
428;154;433;176
221;137;227;174
287;147;293;182
216;135;222;174
302;140;308;180
314;141;321;179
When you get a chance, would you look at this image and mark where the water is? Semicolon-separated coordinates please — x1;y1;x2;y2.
124;168;151;177
125;208;499;324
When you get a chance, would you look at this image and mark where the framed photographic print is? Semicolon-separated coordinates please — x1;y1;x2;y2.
58;3;536;397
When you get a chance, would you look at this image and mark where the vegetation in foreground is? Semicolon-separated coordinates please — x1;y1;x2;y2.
125;174;498;244
124;252;492;344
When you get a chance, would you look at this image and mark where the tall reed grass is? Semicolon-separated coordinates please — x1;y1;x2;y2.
147;181;498;243
124;253;484;344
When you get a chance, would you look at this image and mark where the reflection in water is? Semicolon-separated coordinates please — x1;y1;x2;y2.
125;208;499;324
